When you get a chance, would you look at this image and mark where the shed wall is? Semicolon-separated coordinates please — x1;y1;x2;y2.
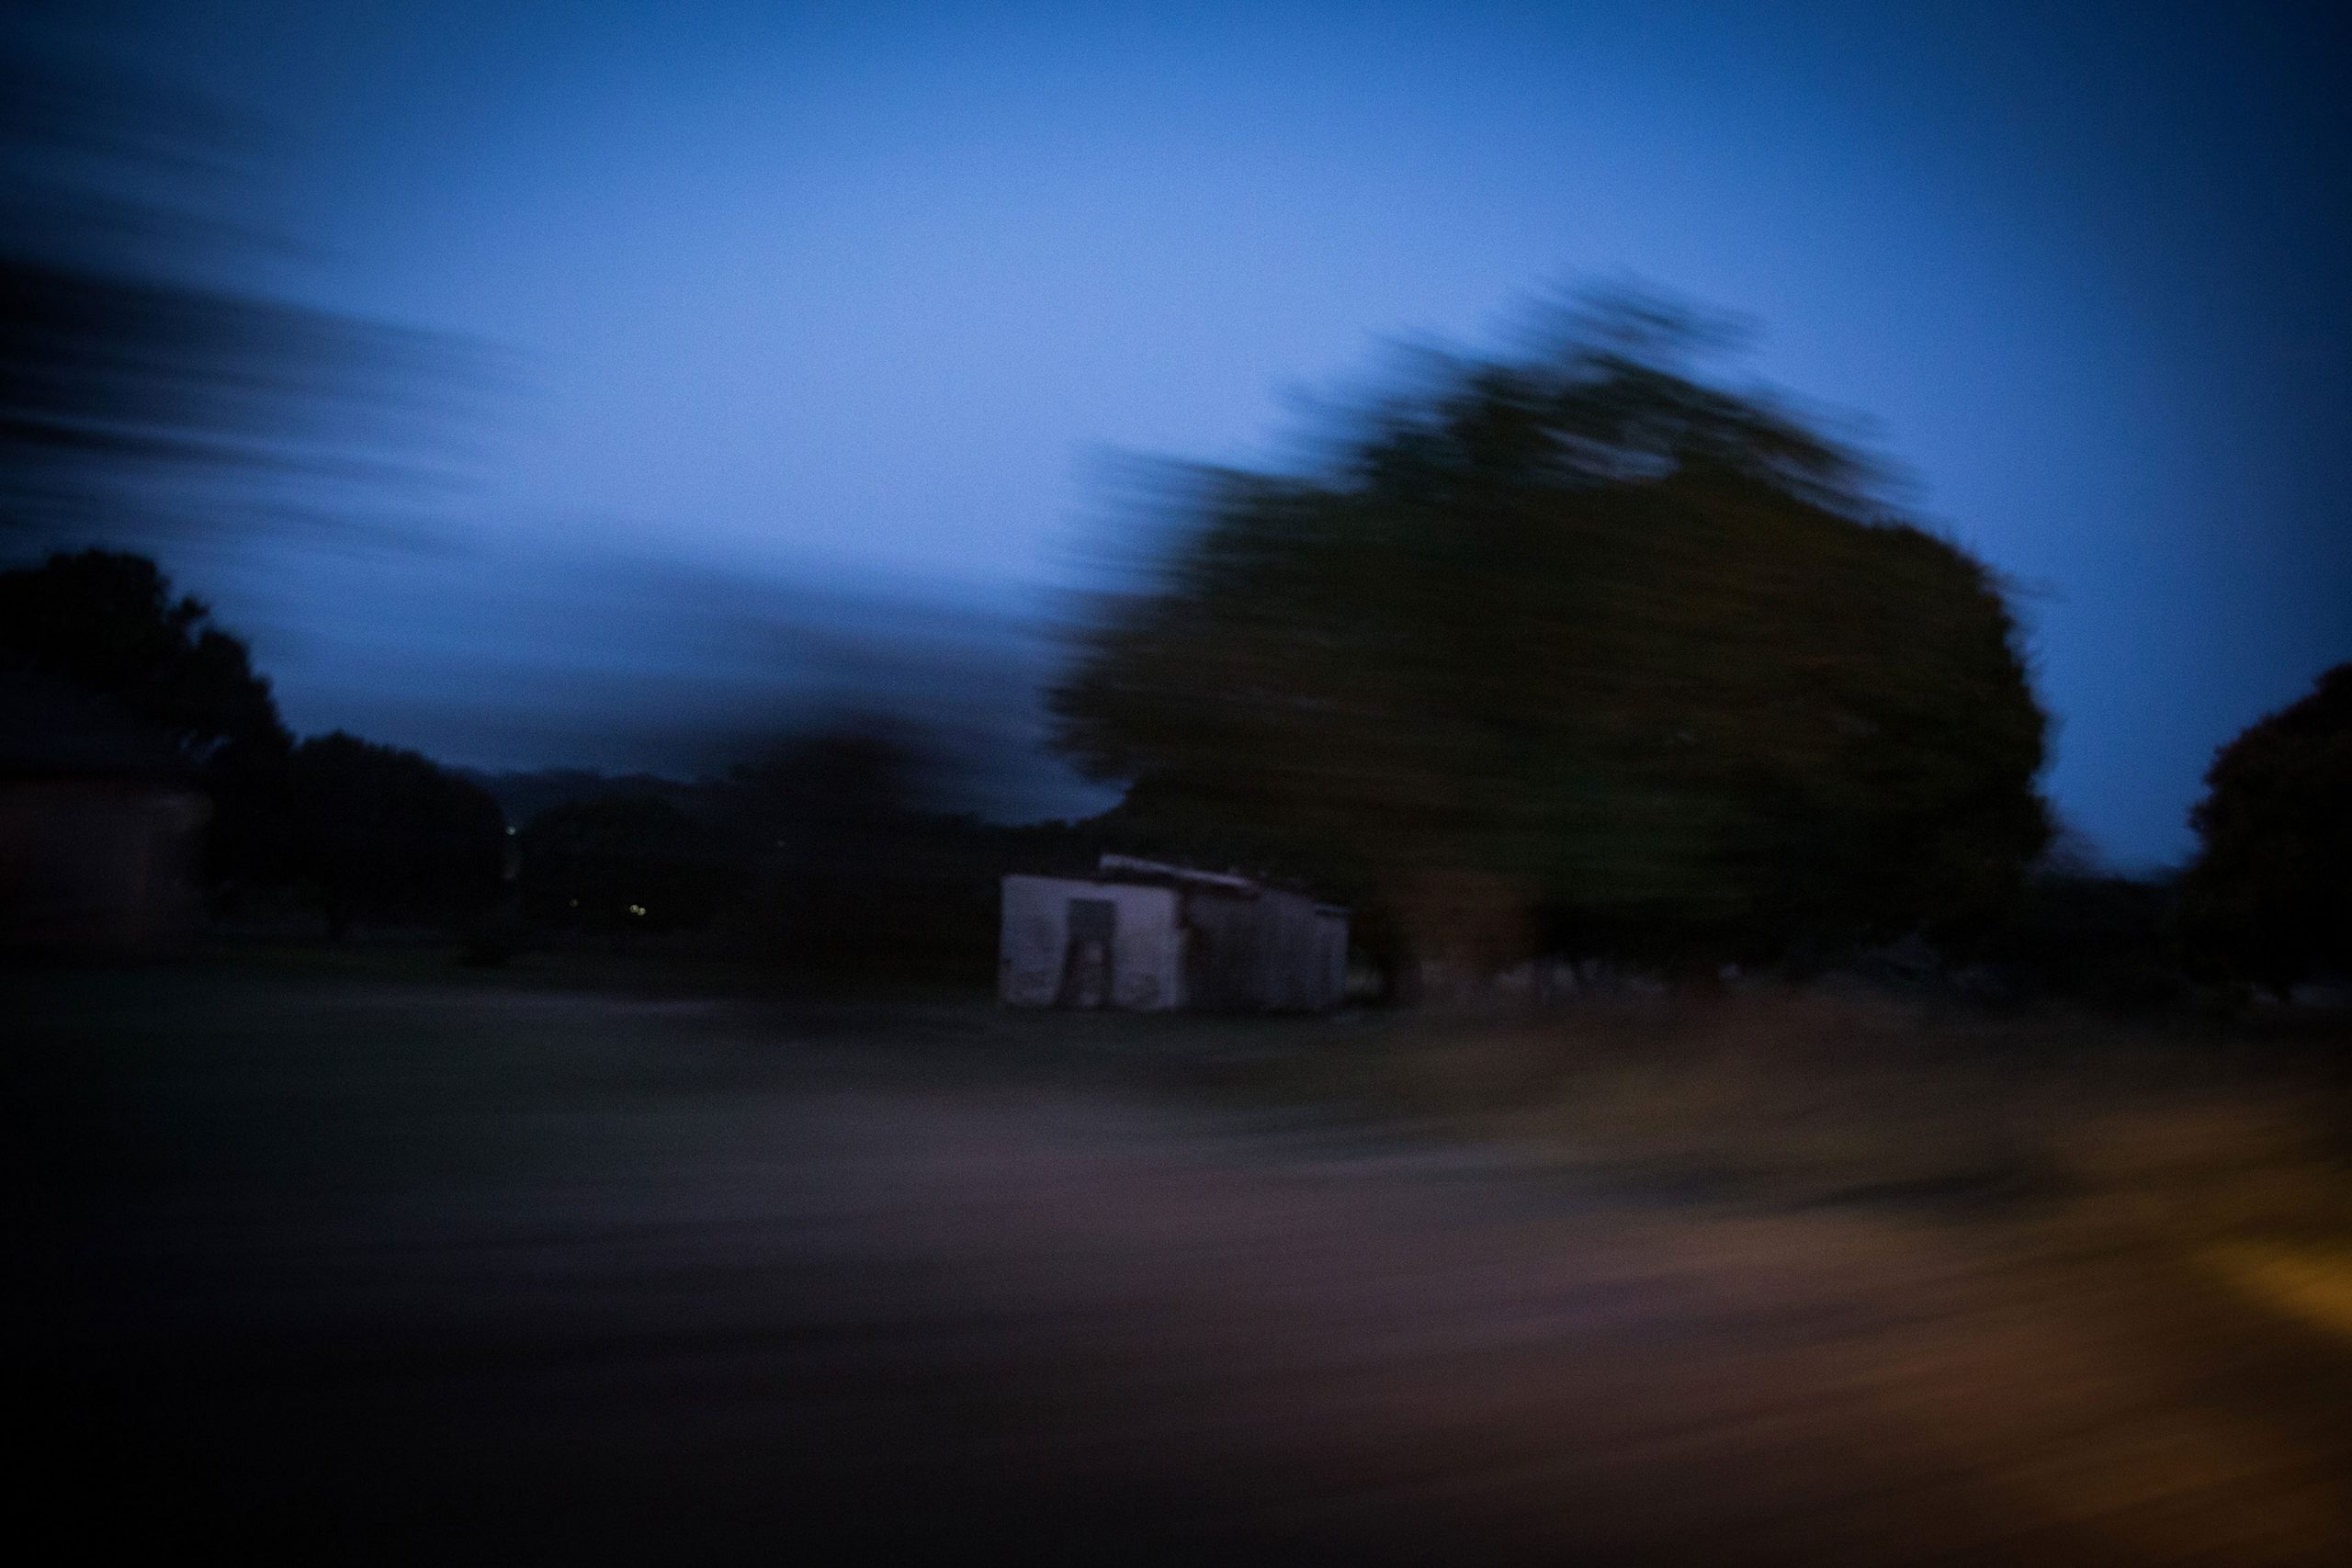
1001;872;1350;1013
1177;887;1348;1012
999;874;1183;1010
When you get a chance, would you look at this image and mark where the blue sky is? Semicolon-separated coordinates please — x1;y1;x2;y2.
60;0;2352;856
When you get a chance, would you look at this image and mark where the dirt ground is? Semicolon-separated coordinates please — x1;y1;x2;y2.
13;965;2352;1562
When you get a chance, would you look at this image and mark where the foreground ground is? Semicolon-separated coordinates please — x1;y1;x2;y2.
12;958;2352;1562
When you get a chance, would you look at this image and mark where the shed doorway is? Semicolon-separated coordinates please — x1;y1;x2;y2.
1057;897;1117;1009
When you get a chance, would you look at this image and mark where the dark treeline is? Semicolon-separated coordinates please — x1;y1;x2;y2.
8;495;2346;1001
10;539;2339;1002
0;549;507;939
489;727;1365;981
0;546;1289;976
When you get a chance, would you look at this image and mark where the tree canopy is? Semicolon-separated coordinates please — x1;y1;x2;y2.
281;732;509;938
0;547;288;762
1053;307;2051;968
0;547;298;888
0;546;521;936
2177;662;2352;993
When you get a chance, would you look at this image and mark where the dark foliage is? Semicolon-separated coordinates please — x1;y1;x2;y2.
0;548;287;761
2177;663;2352;994
1989;864;2181;1009
282;731;508;938
715;721;985;974
0;547;293;887
519;794;738;934
1054;300;2051;973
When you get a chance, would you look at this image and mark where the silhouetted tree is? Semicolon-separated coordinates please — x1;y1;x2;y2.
281;732;507;938
2177;663;2352;995
0;547;293;887
0;549;284;756
519;795;738;934
1985;856;2180;1008
1054;298;2050;973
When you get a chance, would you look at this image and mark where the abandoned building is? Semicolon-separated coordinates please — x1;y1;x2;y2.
999;853;1349;1012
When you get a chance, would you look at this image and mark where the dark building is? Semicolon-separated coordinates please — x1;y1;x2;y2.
0;674;208;952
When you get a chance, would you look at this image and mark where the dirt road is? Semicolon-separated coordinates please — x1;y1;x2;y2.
23;978;2352;1562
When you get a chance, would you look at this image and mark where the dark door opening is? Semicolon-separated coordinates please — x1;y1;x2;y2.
1057;897;1116;1008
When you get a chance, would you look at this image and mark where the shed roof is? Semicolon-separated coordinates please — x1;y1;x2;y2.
1094;853;1263;894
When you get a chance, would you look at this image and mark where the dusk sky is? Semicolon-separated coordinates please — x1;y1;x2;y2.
55;1;2352;860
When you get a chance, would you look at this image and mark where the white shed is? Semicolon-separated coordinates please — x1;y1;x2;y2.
999;855;1347;1012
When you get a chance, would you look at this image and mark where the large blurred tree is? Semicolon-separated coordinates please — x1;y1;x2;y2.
2177;663;2352;995
1052;301;2051;969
